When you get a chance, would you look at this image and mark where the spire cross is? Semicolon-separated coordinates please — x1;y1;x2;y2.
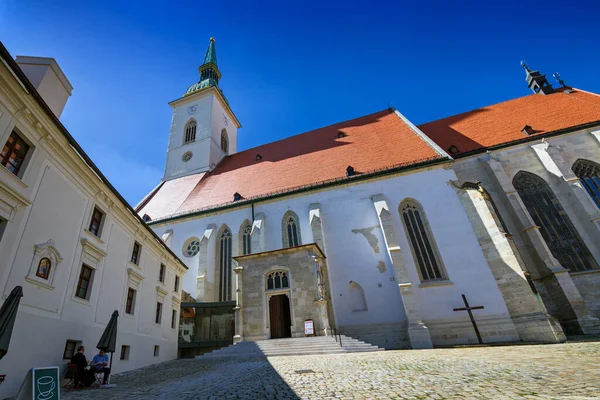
452;294;485;344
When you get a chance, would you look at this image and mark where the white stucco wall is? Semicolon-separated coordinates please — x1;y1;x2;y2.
151;165;511;336
0;62;185;398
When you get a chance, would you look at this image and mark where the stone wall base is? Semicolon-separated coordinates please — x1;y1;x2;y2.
338;321;409;350
425;313;519;346
511;312;566;343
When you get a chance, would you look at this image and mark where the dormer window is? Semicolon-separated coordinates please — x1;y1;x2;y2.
221;128;229;153
448;145;460;155
521;125;535;135
184;119;197;144
337;131;347;139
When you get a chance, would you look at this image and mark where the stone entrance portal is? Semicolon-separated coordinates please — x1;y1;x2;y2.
232;243;331;342
269;294;292;338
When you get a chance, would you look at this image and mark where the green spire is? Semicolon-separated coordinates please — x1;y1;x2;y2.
203;37;218;67
184;37;225;99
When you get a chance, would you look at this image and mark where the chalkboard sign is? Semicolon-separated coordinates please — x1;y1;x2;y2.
15;366;60;400
304;319;315;336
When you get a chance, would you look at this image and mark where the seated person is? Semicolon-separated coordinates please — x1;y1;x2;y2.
90;350;111;385
70;345;95;387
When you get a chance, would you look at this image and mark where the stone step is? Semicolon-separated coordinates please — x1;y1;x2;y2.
196;335;383;359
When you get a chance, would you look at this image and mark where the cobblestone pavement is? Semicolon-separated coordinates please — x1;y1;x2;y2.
62;340;600;400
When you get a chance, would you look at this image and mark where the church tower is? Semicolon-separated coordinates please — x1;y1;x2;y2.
163;38;241;181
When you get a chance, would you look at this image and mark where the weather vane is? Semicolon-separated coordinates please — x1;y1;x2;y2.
553;72;566;87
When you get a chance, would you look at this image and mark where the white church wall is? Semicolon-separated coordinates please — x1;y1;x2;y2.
164;94;212;179
0;64;185;398
151;164;514;347
209;95;238;163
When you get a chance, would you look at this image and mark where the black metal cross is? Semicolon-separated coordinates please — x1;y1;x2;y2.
453;294;485;344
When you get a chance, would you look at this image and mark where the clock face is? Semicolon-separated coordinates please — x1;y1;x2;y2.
222;113;229;126
187;105;198;115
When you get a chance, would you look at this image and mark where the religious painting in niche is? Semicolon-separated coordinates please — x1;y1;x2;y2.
266;271;289;290
35;257;51;280
182;237;201;258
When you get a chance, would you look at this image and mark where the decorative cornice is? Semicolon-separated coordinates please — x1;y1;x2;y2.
233;242;325;262
80;238;107;263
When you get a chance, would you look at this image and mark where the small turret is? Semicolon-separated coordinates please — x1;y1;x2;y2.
521;61;554;95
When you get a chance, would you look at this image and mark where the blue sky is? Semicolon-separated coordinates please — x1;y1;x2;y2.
1;0;599;205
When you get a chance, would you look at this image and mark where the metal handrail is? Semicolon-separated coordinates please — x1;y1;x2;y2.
331;327;342;348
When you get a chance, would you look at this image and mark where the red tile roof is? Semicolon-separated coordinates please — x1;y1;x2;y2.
418;88;600;155
139;109;444;221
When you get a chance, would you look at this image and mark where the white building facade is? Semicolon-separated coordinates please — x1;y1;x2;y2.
0;44;187;398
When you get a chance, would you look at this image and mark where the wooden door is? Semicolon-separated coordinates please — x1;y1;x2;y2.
269;294;292;339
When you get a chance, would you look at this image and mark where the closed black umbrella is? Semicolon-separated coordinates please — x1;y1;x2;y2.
0;286;24;360
97;310;119;380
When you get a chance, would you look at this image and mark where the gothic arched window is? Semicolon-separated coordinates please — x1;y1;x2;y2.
221;128;229;153
349;281;367;312
217;227;233;301
240;221;252;255
513;171;598;272
400;199;447;281
282;211;301;248
266;271;289;290
572;159;600;209
184;119;197;144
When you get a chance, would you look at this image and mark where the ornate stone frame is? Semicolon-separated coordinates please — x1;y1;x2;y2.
262;266;294;339
26;239;63;290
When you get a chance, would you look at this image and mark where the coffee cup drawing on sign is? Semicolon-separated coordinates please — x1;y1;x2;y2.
36;376;55;399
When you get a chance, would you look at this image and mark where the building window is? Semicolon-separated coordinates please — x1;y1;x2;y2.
35;257;51;280
400;199;448;282
572;159;600;209
184;119;197;144
171;310;177;329
218;227;232;301
513;171;598;272
241;223;252;255
183;237;201;258
0;218;7;244
88;207;105;237
349;282;368;312
63;340;80;360
0;130;30;176
125;288;136;315
221;128;228;153
120;345;130;360
153;345;160;357
174;276;180;292
75;264;94;300
282;211;301;248
155;302;163;324
131;241;141;265
266;271;289;290
159;263;166;283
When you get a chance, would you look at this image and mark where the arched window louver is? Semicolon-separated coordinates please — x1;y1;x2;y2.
184;119;197;144
221;128;229;153
513;171;598;272
400;199;448;281
218;227;233;301
572;159;600;209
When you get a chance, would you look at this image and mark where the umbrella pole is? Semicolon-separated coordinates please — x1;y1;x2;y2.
108;352;113;384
